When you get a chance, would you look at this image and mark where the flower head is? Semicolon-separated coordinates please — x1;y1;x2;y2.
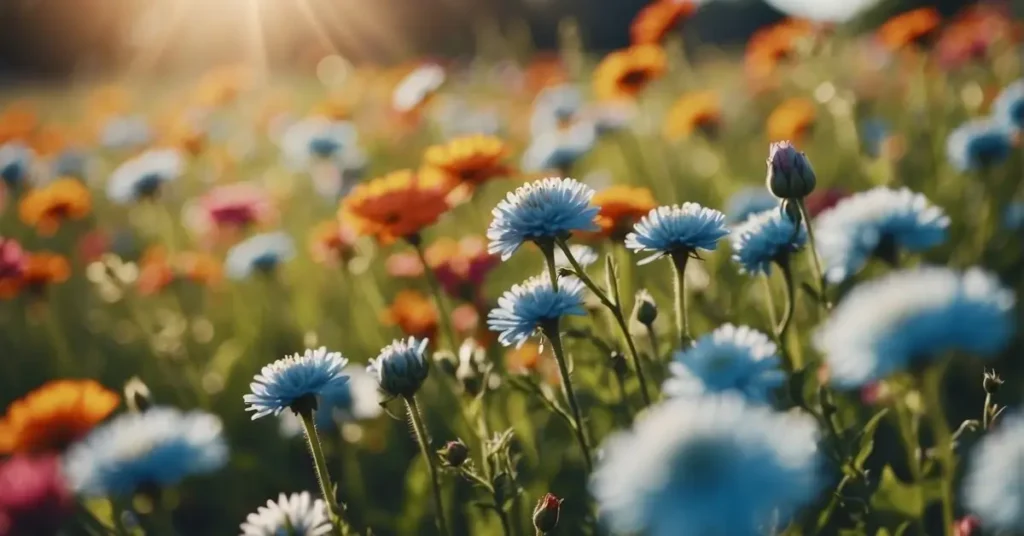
731;209;806;275
745;19;816;81
488;274;587;347
423;135;511;197
0;143;33;188
106;149;184;204
530;85;583;136
136;247;222;295
876;7;941;52
244;347;351;419
0;380;119;454
487;177;599;260
17;179;91;236
591;394;822;536
63;407;227;496
593;45;667;102
815;267;1015;388
963;414;1024;533
725;188;779;225
425;236;499;299
625;204;729;265
814;187;949;283
308;221;358;266
592;185;658;241
3;252;70;297
368;337;431;398
664;324;784;404
225;232;296;280
240;492;331;536
533;493;564;533
339;168;451;244
663;91;721;140
993;80;1024;130
280;117;361;171
392;64;445;114
183;182;277;242
766;141;816;199
767;98;816;142
630;0;696;45
0;455;72;536
521;122;598;174
382;290;439;340
947;118;1016;172
0;238;26;297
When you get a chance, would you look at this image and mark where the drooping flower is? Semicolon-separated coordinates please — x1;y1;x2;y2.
0;238;26;298
106;149;185;204
663;91;721;140
423;135;511;199
625;204;729;265
0;380;119;455
963;414;1024;533
663;324;784;404
308;221;358;267
813;187;949;283
63;407;227;497
240;492;332;536
591;394;822;536
488;274;587;347
368;337;431;398
593;45;667;102
0;455;72;536
17;179;92;235
592;185;658;241
339;168;451;244
382;290;439;340
630;0;696;45
724;188;779;225
487;177;600;260
0;143;33;188
521;122;598;174
244;347;351;420
946;119;1016;172
225;232;295;280
815;267;1015;388
767;98;816;142
993;79;1024;131
731;209;807;275
876;7;941;52
392;64;446;114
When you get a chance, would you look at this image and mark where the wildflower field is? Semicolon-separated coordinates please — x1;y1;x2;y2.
1;1;1023;535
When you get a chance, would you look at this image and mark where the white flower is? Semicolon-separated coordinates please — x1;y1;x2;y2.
393;64;445;113
240;492;332;536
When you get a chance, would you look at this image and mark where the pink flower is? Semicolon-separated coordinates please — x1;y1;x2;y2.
0;238;26;281
386;252;424;278
0;456;72;536
184;182;277;245
954;515;981;536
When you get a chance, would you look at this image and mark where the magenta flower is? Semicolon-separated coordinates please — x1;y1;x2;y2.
0;238;26;282
183;182;278;244
0;456;72;536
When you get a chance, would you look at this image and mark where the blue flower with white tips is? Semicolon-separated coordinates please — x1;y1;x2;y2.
281;117;361;171
240;492;332;536
226;232;296;280
64;407;228;496
731;209;806;275
368;337;431;398
521;122;598;174
107;149;185;204
0;142;33;188
946;118;1015;172
993;79;1024;131
664;324;785;404
814;187;949;283
244;347;351;419
488;275;587;347
625;204;729;265
530;84;584;136
815;267;1015;388
591;394;823;536
963;413;1024;533
724;187;779;225
487;177;600;260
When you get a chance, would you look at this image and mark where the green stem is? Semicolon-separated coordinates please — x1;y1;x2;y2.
473;403;511;536
796;199;830;309
410;237;459;350
894;396;926;536
761;275;779;337
983;393;993;430
670;251;690;345
921;366;955;536
404;395;451;536
775;257;800;371
541;321;593;472
299;412;347;536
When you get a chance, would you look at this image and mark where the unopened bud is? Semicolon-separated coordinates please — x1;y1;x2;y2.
438;439;470;467
532;493;563;534
766;141;816;199
632;289;658;326
983;370;1004;395
124;377;153;413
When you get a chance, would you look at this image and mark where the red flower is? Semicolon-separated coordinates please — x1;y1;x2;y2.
0;456;72;536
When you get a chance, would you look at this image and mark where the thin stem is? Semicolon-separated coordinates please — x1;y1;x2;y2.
894;396;926;536
796;199;830;309
921;366;955;536
473;403;511;536
982;393;993;430
404;395;451;536
670;252;690;345
299;412;347;536
776;257;800;370
541;322;593;472
761;275;779;337
411;237;459;350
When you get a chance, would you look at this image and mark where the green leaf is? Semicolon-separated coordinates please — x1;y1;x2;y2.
870;466;923;519
854;409;890;470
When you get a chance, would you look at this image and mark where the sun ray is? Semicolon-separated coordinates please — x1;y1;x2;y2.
293;0;342;57
125;0;196;77
244;0;270;84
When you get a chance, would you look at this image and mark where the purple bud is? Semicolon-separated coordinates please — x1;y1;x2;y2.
766;141;816;199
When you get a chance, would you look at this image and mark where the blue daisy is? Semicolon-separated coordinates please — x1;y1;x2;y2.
367;337;431;398
815;267;1015;388
244;347;351;419
240;492;332;536
814;187;949;283
731;209;807;275
946;118;1015;172
591;394;823;536
993;78;1024;131
106;149;185;204
724;187;779;225
625;203;729;265
488;274;587;347
521;122;598;174
63;407;228;496
225;232;296;280
487;177;600;260
0;142;33;188
663;324;785;404
963;413;1024;533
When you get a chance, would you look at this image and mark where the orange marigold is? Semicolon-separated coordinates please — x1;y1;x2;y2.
663;91;721;140
423;135;511;202
18;179;92;235
0;379;119;453
877;8;941;52
631;0;696;45
593;45;668;102
339;168;451;244
592;185;658;241
767;98;816;142
382;290;438;340
745;19;816;81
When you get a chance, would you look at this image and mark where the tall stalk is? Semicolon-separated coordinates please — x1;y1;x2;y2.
404;395;451;536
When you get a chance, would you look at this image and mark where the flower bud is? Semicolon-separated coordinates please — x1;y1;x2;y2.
766;141;816;199
632;289;658;326
438;439;470;467
124;377;153;413
983;370;1004;395
532;493;563;534
370;337;431;399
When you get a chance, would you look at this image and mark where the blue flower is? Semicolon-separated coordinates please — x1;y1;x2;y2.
488;275;587;347
625;204;729;265
278;366;382;437
521;122;598;174
240;492;332;536
663;324;785;404
244;347;351;419
963;413;1024;533
590;394;823;536
730;209;806;275
0;142;33;188
946;118;1015;172
368;337;431;398
225;232;296;280
814;187;949;283
487;177;600;260
814;267;1015;388
724;188;778;225
1004;202;1024;231
530;84;584;136
993;79;1024;130
106;149;184;204
63;407;228;496
281;117;361;171
860;118;892;158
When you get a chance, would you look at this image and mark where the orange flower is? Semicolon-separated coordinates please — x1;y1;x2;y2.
382;290;438;339
593;45;667;102
309;221;358;266
631;0;696;45
767;98;816;142
423;135;511;202
877;8;941;52
0;379;119;453
0;101;38;144
18;179;92;235
745;19;816;81
136;247;221;295
663;91;721;140
339;168;451;244
505;343;560;385
592;186;657;241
